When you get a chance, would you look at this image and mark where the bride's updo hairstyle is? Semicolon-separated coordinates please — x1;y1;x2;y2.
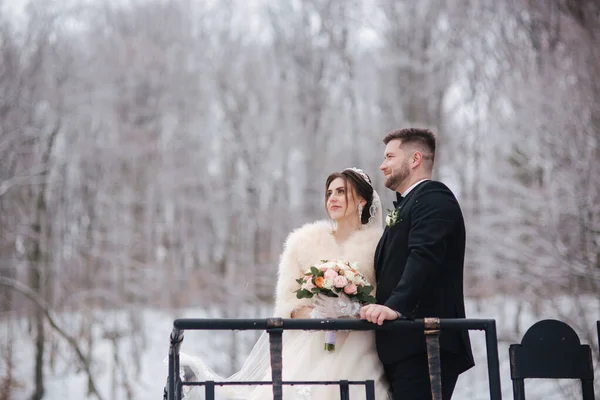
325;168;374;224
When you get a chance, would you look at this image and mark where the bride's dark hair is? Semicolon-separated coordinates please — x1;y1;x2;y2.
325;170;374;224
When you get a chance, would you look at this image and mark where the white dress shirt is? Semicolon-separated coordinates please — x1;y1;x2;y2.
401;179;430;197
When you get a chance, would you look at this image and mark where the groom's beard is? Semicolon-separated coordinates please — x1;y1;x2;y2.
384;163;410;191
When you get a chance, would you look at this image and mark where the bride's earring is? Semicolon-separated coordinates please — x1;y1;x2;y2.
357;204;363;226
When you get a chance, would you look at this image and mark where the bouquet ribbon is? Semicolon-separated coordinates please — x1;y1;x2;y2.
324;331;336;352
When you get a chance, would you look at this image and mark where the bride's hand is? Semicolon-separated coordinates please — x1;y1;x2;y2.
290;306;313;319
313;294;360;319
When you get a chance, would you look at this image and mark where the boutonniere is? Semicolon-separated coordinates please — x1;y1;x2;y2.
385;208;402;227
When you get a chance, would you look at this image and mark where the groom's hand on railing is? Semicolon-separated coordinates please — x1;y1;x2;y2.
360;304;402;325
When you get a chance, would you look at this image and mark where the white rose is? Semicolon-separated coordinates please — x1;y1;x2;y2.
344;270;355;281
322;261;337;269
337;264;348;272
385;214;392;226
323;278;334;290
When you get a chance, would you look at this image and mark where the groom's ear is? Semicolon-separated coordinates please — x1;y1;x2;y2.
410;151;424;168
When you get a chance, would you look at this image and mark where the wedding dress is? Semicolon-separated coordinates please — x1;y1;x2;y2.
173;220;390;400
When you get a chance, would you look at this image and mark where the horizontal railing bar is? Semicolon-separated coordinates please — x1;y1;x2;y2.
173;318;495;331
183;380;373;386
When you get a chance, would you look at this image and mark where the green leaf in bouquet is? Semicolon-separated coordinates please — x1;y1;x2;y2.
363;294;376;304
354;292;374;304
295;289;314;299
359;285;374;295
310;266;320;276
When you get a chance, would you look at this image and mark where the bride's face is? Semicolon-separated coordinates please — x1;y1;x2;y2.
326;177;363;223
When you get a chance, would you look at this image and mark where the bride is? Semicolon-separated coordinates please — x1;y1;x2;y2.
174;167;390;400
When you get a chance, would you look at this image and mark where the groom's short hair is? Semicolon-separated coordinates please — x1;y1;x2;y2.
383;128;436;164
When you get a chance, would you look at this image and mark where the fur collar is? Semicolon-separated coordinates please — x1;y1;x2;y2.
274;220;383;317
285;220;382;286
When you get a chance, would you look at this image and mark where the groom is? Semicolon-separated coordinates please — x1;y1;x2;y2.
360;128;474;400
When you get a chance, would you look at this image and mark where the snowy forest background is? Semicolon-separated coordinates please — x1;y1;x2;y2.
0;0;599;399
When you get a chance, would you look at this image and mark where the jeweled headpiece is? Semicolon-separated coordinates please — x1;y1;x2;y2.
343;167;380;227
343;167;372;186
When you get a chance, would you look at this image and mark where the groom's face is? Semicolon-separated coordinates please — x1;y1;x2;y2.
380;139;410;191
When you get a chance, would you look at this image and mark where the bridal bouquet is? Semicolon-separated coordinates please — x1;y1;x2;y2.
294;259;376;351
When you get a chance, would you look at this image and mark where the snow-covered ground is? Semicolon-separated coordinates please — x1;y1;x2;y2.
2;297;598;399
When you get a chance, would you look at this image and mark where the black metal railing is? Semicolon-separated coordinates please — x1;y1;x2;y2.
180;379;376;400
509;319;596;400
166;318;502;400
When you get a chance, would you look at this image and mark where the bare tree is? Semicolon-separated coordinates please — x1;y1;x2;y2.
0;0;598;398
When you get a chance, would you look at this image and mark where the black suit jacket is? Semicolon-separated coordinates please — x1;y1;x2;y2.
374;180;475;372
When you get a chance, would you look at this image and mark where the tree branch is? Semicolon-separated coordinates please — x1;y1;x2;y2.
0;277;105;400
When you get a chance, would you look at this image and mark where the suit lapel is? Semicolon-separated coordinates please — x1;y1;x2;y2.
375;227;388;265
376;181;431;278
376;193;405;275
397;180;430;217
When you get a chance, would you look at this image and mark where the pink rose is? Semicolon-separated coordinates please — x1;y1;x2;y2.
333;276;348;288
320;266;328;272
324;269;338;279
343;283;358;295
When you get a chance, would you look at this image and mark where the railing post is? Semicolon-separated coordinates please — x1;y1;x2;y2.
339;380;349;400
205;381;215;400
168;328;184;400
485;320;503;400
512;379;525;400
365;379;375;400
267;318;284;400
424;317;442;400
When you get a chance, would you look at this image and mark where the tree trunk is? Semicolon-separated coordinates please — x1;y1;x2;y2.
27;125;59;400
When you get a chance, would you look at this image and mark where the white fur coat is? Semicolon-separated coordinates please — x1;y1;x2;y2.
273;220;383;318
